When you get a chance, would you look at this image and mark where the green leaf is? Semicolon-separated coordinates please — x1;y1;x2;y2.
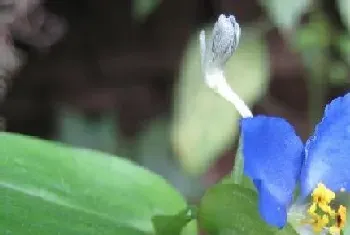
260;0;312;32
152;207;196;235
0;133;197;235
337;0;350;31
172;27;269;175
220;175;256;192
275;224;298;235
198;183;276;234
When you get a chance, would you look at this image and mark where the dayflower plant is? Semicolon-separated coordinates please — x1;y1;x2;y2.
200;14;349;235
241;97;349;234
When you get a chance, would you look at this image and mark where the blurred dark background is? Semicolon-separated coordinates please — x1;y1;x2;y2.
0;0;349;199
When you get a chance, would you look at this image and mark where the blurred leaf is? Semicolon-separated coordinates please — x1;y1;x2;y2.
329;61;349;86
133;0;160;21
152;207;195;235
294;17;331;52
339;34;350;65
337;0;350;31
198;183;276;234
134;116;205;199
260;0;312;32
0;133;197;235
172;27;269;175
56;107;118;155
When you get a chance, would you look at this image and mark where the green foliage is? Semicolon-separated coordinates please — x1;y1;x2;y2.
294;15;331;53
275;225;298;235
329;61;349;85
198;183;273;234
198;182;297;235
172;27;269;175
260;0;312;32
0;133;197;235
152;207;196;235
338;34;350;65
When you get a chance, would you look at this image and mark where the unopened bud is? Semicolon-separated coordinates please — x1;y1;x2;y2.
201;14;241;72
199;14;252;118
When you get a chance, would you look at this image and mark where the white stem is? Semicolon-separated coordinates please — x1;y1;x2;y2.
205;70;253;118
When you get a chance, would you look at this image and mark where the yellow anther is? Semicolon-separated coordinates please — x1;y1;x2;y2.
308;203;318;217
312;214;329;232
312;183;335;206
336;205;346;229
304;184;347;234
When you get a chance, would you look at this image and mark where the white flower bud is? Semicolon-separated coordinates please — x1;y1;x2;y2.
201;14;241;71
199;14;253;118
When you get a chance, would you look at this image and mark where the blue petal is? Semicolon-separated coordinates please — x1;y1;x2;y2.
241;116;304;228
254;179;288;229
301;93;350;197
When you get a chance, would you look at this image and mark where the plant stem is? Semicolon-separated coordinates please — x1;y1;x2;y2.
232;136;244;184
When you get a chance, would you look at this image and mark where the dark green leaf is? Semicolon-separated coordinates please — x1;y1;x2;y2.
0;133;197;235
198;183;276;235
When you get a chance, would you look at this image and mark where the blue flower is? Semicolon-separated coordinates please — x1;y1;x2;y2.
241;93;350;229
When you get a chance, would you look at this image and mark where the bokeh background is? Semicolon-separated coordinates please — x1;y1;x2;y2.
1;0;349;201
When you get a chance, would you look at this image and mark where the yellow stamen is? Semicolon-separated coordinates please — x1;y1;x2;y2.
312;183;335;206
308;203;318;217
304;183;347;234
329;205;347;234
312;214;329;232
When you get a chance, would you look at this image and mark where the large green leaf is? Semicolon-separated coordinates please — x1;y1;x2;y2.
260;0;312;32
172;27;269;175
0;133;197;235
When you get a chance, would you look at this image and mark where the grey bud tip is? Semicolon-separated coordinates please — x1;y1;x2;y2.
204;14;241;70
